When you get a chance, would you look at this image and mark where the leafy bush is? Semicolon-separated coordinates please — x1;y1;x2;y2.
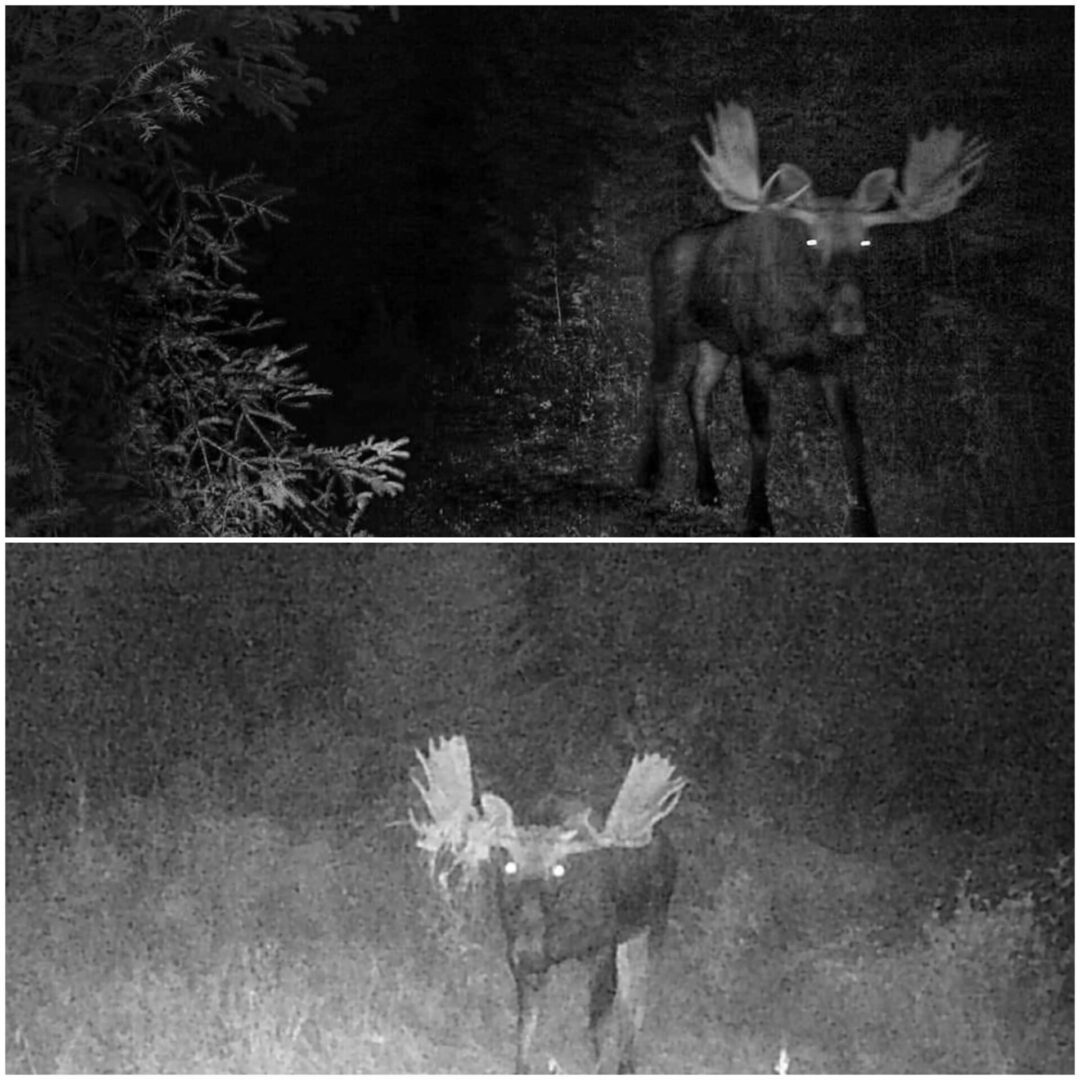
6;6;406;535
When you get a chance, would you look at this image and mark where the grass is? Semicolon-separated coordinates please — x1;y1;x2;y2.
7;786;1072;1072
364;248;1070;538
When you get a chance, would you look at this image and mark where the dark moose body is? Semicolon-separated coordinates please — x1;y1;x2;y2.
495;827;677;1073
645;210;875;535
639;102;988;537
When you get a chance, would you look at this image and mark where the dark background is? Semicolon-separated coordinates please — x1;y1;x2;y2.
5;542;1073;1071
7;543;1071;855
8;7;1073;536
186;6;1072;535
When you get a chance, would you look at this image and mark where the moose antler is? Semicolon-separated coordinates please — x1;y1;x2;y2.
604;753;688;847
693;105;987;228
691;102;763;211
409;735;492;885
409;737;687;881
410;735;474;833
692;102;813;213
866;126;990;226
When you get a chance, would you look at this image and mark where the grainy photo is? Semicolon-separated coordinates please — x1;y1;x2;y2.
6;7;1071;537
5;543;1072;1071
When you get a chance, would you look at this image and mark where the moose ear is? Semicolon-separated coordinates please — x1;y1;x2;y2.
850;167;896;212
480;791;517;840
763;163;815;208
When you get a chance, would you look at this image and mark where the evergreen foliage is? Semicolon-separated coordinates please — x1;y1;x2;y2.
6;6;404;535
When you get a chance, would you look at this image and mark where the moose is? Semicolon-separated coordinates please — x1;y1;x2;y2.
495;799;678;1073
409;736;686;1073
638;102;989;536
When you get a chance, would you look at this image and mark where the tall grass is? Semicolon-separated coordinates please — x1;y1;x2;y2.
7;788;1070;1072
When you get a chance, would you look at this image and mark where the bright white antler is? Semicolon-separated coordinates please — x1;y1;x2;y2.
692;102;814;213
409;735;488;884
408;737;688;881
409;736;539;882
866;126;990;226
691;105;987;229
691;102;764;211
604;753;688;847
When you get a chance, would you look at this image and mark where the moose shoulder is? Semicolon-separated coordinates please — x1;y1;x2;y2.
638;102;988;536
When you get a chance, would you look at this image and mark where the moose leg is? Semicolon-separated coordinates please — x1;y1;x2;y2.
638;364;690;504
686;341;729;505
588;945;619;1072
819;373;877;537
636;391;662;492
740;356;775;535
514;970;546;1074
613;932;650;1073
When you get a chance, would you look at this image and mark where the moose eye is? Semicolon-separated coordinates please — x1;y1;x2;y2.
504;860;519;876
551;863;566;879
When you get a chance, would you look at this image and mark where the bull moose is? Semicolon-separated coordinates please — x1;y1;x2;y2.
409;736;687;1073
639;102;988;536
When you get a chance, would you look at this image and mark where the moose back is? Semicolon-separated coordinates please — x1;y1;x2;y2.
638;102;988;536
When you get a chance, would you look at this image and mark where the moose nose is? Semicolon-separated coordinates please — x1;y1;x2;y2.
829;282;866;337
509;895;548;970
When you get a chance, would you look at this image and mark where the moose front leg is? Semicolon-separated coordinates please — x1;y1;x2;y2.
587;944;619;1072
819;372;877;536
740;356;775;535
514;970;546;1074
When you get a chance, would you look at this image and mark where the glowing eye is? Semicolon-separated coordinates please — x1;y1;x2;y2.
860;239;871;248
806;238;818;248
504;860;519;876
551;863;566;879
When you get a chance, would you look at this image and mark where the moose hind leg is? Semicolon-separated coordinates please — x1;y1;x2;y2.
614;932;650;1073
588;945;619;1072
819;373;877;536
740;356;774;535
686;341;729;505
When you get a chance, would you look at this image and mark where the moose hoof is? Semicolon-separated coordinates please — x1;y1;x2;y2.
742;510;775;537
742;521;774;538
847;505;877;537
695;471;721;506
743;492;775;536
